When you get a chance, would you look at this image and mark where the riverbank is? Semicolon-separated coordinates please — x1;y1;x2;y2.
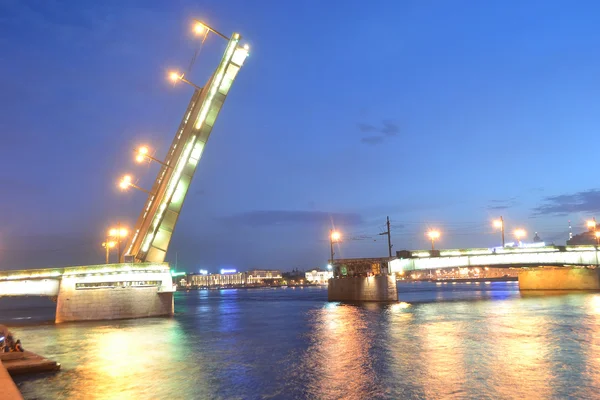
0;362;22;400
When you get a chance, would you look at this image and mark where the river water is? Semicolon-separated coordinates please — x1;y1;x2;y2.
3;282;600;399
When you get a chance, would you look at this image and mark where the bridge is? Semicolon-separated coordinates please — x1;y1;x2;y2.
0;264;174;323
0;21;250;323
388;245;600;274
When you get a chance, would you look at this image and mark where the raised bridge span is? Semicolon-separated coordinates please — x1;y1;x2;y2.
389;245;600;273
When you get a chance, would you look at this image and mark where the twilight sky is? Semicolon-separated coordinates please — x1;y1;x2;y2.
1;0;600;272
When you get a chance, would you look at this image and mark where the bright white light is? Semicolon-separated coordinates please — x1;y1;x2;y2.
199;269;208;275
327;264;332;270
220;268;236;274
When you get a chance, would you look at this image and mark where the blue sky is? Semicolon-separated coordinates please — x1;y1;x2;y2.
1;0;600;272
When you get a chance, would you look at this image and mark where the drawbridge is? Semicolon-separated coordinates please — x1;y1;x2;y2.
124;27;249;263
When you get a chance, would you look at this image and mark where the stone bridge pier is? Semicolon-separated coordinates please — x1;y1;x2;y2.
0;263;175;323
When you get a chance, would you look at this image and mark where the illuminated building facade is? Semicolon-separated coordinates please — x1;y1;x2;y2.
189;272;247;287
305;269;333;284
246;269;282;285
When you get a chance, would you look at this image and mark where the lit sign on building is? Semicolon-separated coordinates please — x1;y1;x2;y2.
220;269;236;274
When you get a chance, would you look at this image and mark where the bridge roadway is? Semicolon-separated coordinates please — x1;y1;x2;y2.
0;263;175;323
389;245;600;273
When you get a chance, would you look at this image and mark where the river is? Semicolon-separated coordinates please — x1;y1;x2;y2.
3;282;600;399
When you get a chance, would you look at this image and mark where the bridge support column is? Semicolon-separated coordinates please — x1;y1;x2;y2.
518;267;600;291
328;275;397;302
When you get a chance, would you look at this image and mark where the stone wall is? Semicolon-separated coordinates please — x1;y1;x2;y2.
518;267;600;290
328;275;397;302
55;273;174;323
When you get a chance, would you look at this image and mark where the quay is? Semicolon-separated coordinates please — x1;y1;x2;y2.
0;361;22;400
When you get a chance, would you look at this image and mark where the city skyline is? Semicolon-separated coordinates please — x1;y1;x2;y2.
2;1;600;272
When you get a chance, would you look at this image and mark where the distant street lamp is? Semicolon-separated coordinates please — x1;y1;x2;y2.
101;240;116;264
588;218;597;231
168;71;203;91
118;175;153;195
330;230;341;274
193;20;230;41
108;226;129;262
493;216;505;247
427;230;440;251
514;229;526;246
135;146;169;167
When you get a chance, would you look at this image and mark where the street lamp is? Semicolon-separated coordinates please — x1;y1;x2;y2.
118;175;153;195
427;230;440;250
493;217;505;247
514;229;526;246
330;230;341;274
168;71;203;91
192;20;230;41
108;226;129;263
135;146;169;167
101;240;116;264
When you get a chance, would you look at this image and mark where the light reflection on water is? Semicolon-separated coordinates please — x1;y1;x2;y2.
6;283;600;399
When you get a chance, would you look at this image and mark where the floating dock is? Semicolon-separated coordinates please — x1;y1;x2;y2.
1;351;61;375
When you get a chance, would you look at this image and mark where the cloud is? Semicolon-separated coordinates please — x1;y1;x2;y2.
219;210;364;228
357;120;400;144
357;123;377;133
533;189;600;215
487;197;518;211
360;136;385;145
381;121;399;136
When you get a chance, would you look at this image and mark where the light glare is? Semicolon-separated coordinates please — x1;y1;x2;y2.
193;22;205;35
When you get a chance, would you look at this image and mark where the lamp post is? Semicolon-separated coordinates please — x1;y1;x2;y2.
135;146;170;167
118;175;153;195
193;20;231;41
427;230;440;251
493;217;505;247
108;225;129;263
514;229;526;246
330;230;341;275
168;71;203;91
101;240;116;264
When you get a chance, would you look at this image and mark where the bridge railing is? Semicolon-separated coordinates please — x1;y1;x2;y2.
390;246;600;273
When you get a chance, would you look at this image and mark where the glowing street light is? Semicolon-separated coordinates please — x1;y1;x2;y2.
168;70;203;91
427;230;440;251
587;218;597;232
101;240;116;264
192;20;230;41
493;216;505;247
135;146;169;167
595;231;600;245
329;230;341;273
514;229;526;245
108;225;129;263
118;175;152;195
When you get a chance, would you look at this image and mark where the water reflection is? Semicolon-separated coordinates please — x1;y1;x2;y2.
300;303;382;400
11;283;600;399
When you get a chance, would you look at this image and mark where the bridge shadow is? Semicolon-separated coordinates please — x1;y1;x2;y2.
0;296;56;326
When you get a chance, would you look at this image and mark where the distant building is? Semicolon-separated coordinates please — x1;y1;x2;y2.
246;269;282;285
189;272;246;287
305;269;333;284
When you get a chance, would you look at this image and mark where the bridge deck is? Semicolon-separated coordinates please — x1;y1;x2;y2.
390;245;600;273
